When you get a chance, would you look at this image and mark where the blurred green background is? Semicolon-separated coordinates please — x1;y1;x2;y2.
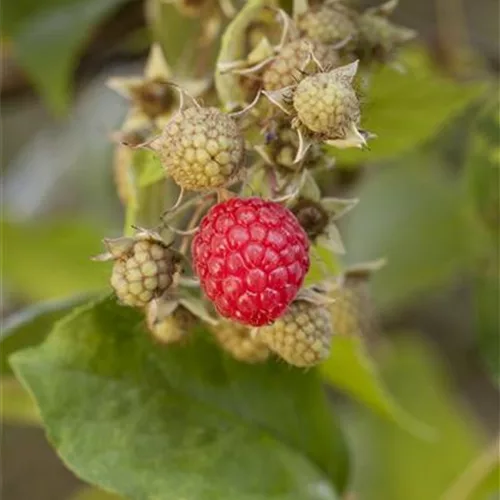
1;0;499;499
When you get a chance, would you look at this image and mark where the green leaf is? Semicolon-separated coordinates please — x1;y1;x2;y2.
0;377;41;425
1;295;89;376
11;297;348;499
441;440;500;500
2;219;108;301
465;94;500;234
137;149;164;188
215;0;273;108
464;95;500;384
346;336;487;500
321;336;433;439
344;160;487;309
305;245;341;286
332;47;485;165
146;0;205;72
2;0;128;114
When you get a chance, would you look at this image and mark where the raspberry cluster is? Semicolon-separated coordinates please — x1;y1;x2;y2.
100;0;412;367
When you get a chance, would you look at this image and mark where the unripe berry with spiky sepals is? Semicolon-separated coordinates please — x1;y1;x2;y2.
257;300;333;367
96;232;183;308
147;304;197;344
357;12;416;63
211;320;270;363
293;70;360;137
192;197;310;326
154;106;244;191
296;3;358;45
330;278;375;337
262;39;340;91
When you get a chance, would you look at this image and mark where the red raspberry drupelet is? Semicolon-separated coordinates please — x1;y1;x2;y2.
192;197;310;326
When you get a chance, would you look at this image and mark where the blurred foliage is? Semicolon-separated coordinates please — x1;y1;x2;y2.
344;158;488;310
0;377;41;425
11;297;348;499
321;336;432;439
2;219;109;301
146;0;205;72
1;0;129;114
332;48;486;165
345;336;498;500
464;94;500;384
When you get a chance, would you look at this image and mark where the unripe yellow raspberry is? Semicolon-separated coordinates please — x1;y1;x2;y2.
155;106;244;191
98;232;182;308
147;304;196;344
293;71;360;137
256;300;333;367
296;3;358;45
211;321;270;363
262;39;340;91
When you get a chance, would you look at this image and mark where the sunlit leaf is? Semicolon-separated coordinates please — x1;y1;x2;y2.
11;297;348;498
332;47;485;165
2;0;128;114
2;219;109;301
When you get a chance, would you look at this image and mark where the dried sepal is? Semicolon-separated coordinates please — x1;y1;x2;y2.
290;194;355;253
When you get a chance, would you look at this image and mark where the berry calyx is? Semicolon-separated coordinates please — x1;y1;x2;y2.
154;106;245;191
192;197;310;326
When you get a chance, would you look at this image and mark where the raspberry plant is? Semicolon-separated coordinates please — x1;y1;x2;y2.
4;0;494;499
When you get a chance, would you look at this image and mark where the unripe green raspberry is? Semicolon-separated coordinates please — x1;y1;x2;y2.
147;304;196;344
103;232;182;308
357;13;415;62
262;39;340;91
330;279;377;338
293;70;360;137
257;300;333;367
211;321;270;363
296;3;358;45
155;106;244;191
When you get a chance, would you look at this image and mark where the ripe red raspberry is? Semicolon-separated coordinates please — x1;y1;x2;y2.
192;197;310;326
